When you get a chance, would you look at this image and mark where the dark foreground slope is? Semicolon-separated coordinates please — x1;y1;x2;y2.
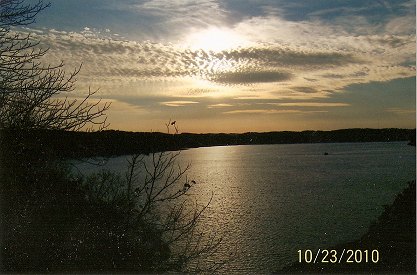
1;128;415;158
0;136;173;272
281;180;416;274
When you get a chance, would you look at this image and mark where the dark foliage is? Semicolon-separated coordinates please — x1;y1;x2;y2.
1;122;223;272
0;136;172;272
0;1;170;272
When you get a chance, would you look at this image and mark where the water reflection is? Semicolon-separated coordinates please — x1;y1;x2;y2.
73;142;415;273
178;142;415;272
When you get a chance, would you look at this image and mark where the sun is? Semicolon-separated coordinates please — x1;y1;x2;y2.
185;27;250;52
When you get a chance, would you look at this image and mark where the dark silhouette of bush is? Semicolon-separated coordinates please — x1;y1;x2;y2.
1;151;172;272
0;1;222;273
1;131;221;272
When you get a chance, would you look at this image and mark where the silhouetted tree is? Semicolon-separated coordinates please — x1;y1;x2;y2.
0;0;109;131
79;122;224;272
0;2;224;273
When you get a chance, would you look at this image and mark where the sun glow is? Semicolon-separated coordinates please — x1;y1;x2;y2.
185;27;250;52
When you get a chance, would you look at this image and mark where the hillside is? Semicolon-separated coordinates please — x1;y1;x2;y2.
1;128;415;158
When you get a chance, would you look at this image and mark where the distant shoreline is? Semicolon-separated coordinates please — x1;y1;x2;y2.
1;128;415;158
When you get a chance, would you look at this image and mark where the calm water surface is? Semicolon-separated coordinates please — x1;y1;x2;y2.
74;142;416;273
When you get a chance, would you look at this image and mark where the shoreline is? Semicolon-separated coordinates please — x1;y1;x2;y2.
280;180;416;273
1;128;415;158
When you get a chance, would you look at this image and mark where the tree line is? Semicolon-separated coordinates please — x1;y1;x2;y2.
1;127;414;158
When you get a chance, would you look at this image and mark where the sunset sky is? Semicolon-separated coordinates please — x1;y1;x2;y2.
26;0;415;133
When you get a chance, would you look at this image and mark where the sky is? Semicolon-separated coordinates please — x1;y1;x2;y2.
24;0;416;133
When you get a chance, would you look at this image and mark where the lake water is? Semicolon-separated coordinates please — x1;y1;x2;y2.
73;142;416;273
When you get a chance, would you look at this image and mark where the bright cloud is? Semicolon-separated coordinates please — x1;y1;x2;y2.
161;101;199;107
36;26;414;89
208;104;234;108
20;0;416;132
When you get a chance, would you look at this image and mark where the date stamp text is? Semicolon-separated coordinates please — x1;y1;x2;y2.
297;249;380;264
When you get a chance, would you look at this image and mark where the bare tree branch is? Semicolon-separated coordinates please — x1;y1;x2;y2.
0;0;109;131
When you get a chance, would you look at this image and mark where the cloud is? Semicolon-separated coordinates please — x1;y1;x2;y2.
385;15;416;35
223;47;359;68
22;1;414;120
386;108;416;115
113;0;229;41
161;100;199;107
269;102;350;107
212;70;293;84
33;21;414;90
224;109;301;114
223;109;327;114
133;0;224;22
293;87;318;93
260;0;415;35
208;103;234;108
